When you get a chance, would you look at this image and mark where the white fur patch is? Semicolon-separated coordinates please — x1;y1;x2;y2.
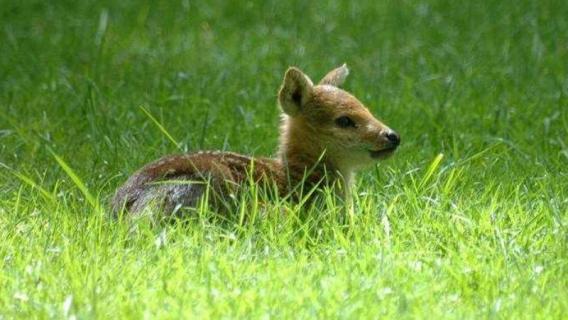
366;123;377;132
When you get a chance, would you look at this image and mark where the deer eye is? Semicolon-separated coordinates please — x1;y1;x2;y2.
335;116;356;128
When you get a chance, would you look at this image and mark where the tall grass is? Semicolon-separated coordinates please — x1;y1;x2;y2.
1;0;566;318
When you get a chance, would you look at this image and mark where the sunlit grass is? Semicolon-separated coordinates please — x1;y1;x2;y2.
1;0;566;318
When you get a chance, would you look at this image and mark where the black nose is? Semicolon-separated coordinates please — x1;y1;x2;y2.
385;131;400;146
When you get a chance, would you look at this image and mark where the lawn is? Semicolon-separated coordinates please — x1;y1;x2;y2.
1;0;567;318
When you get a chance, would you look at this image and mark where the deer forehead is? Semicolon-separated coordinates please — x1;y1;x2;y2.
318;84;340;93
312;86;368;110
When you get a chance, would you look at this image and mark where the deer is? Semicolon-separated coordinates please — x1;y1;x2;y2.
111;64;400;216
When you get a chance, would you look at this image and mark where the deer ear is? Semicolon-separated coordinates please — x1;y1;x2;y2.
278;67;314;116
319;63;349;87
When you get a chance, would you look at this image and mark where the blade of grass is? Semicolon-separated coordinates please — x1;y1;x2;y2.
0;163;55;203
50;150;99;209
139;105;181;149
419;153;444;190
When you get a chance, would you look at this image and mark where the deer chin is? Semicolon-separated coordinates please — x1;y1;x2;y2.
368;146;398;159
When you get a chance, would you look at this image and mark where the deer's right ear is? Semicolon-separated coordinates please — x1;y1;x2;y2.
278;67;313;116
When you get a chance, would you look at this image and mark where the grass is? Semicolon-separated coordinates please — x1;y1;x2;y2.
1;0;567;318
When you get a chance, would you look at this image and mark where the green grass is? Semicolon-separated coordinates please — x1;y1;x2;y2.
1;0;567;318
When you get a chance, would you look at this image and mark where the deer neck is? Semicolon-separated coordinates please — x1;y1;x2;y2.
276;116;352;192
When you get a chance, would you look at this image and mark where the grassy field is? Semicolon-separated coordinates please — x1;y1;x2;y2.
1;0;567;318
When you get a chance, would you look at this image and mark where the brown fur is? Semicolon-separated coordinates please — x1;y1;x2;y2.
112;64;400;216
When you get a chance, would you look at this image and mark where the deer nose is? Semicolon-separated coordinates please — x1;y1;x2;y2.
384;131;400;146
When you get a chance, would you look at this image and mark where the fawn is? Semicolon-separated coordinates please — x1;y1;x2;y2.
112;64;400;215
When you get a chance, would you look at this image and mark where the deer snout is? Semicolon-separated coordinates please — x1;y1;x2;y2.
382;130;400;147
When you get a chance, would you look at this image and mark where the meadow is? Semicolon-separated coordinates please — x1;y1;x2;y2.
0;0;567;318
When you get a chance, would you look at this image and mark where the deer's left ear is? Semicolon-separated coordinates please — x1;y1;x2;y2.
319;63;349;87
